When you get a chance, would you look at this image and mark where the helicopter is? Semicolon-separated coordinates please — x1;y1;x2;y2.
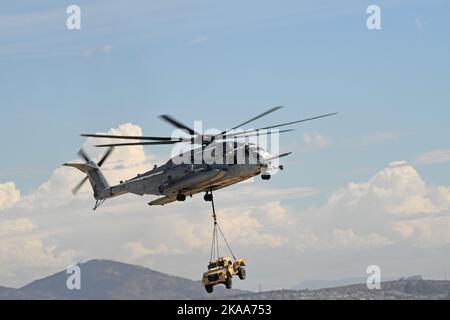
64;107;337;209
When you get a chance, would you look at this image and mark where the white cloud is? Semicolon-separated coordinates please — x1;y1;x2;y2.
393;216;450;247
0;182;20;210
414;149;450;166
324;161;446;216
302;161;450;250
191;35;208;45
0;218;35;236
1;122;306;286
359;131;409;146
90;123;149;168
331;229;393;249
264;201;293;227
103;44;113;54
18;123;159;209
303;133;330;149
217;208;288;248
0;216;74;287
2;122;450;289
125;242;170;259
0;239;75;269
83;45;114;59
168;205;289;251
217;185;320;204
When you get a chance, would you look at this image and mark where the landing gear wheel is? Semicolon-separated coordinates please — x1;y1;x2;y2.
205;285;214;294
225;275;233;289
176;194;186;202
204;193;213;202
238;267;246;280
261;174;271;180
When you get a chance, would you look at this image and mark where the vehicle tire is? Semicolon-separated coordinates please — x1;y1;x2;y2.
261;174;271;180
225;275;233;289
238;267;246;280
204;194;213;202
205;285;213;294
177;194;186;201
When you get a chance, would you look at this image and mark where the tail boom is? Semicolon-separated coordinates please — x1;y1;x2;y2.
64;162;112;200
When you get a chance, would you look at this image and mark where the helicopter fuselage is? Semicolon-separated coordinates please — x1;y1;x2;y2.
96;142;278;205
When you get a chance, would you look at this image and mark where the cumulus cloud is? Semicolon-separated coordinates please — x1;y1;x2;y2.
1;123;315;287
0;218;35;236
93;123;147;168
393;216;450;247
217;185;320;204
18;123;159;209
331;229;393;250
264;201;294;227
303;133;330;149
0;239;75;269
217;208;288;248
0;217;75;286
322;161;443;217
0;182;20;210
2;122;450;289
302;161;450;250
125;242;170;259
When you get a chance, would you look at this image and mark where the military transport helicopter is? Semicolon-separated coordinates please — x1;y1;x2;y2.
64;107;336;209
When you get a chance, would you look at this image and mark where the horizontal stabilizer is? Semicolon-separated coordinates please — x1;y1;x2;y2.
63;162;98;173
148;196;178;206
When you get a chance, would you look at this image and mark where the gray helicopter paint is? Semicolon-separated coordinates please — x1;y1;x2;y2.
66;141;276;205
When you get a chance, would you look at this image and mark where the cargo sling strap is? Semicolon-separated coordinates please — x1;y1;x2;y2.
209;192;237;263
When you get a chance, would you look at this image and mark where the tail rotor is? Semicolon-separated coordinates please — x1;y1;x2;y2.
69;147;114;195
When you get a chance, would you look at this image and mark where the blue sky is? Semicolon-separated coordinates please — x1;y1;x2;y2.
1;0;449;195
1;1;450;289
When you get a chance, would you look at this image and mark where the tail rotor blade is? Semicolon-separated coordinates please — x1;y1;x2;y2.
97;147;114;167
78;149;91;162
72;176;89;195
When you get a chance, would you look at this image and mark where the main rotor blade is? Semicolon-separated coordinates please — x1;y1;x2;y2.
72;176;89;195
95;141;181;147
159;115;199;136
222;106;284;135
264;152;292;163
223;129;294;140
81;134;174;141
97;147;114;167
230;112;338;134
78;149;91;162
261;112;338;130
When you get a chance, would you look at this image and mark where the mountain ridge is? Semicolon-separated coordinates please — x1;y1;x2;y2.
0;259;247;300
228;280;450;300
2;260;449;300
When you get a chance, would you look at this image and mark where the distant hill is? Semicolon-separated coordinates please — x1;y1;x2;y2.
293;275;423;291
0;260;246;300
0;287;15;296
2;261;448;300
228;280;450;300
293;277;367;290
